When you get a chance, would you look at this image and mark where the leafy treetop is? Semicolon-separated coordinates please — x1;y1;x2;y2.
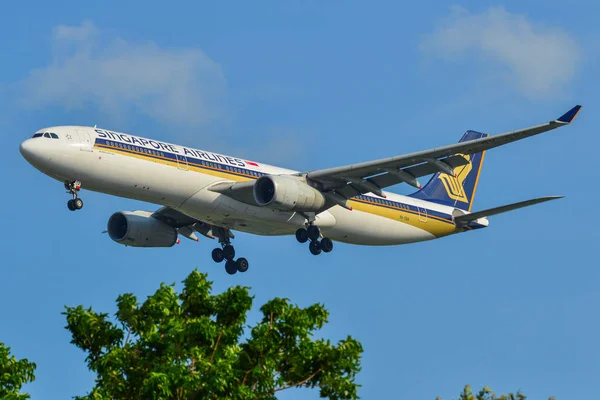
0;342;36;400
63;269;363;400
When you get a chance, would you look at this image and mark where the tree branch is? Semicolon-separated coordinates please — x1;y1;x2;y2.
210;329;223;364
123;328;131;348
242;369;252;386
265;369;322;397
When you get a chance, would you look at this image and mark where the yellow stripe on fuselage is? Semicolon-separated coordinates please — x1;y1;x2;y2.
96;143;459;238
349;198;457;237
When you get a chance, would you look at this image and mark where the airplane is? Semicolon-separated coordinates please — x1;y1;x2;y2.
19;105;582;275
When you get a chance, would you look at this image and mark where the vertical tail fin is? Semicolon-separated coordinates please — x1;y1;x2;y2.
409;130;488;211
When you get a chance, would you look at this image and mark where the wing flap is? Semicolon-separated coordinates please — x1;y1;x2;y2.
335;154;469;199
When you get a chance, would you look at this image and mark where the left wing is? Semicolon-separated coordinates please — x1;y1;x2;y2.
151;207;233;242
306;105;581;199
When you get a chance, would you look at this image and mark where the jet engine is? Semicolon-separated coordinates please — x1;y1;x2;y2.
253;175;326;212
107;211;178;247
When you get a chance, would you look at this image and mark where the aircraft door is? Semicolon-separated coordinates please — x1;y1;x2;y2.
176;154;188;171
75;129;93;152
416;200;428;223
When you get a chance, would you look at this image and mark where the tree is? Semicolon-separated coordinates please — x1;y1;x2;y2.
63;269;363;399
0;342;36;400
437;384;555;400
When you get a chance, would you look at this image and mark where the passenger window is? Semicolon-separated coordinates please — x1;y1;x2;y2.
50;133;59;139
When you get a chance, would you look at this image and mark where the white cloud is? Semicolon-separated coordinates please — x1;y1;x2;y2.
19;20;226;125
421;6;580;98
53;20;97;42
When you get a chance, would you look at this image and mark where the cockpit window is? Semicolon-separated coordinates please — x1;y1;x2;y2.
50;133;59;139
32;133;43;138
43;133;51;138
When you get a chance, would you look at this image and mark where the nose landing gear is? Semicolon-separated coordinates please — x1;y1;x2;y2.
65;181;84;211
296;225;334;256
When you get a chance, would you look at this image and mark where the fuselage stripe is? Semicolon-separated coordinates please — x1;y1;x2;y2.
94;140;457;228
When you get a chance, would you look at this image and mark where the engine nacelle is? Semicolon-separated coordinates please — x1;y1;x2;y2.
107;211;178;248
253;175;326;212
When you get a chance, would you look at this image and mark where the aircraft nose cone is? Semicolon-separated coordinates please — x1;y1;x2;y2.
20;138;44;166
20;139;34;160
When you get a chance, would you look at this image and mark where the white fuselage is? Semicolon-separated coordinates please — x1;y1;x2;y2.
20;126;472;245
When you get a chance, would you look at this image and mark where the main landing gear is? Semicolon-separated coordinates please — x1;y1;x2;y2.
295;225;334;256
65;181;84;211
210;229;249;275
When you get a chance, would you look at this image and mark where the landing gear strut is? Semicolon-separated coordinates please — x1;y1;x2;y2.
65;181;83;211
296;225;334;256
211;230;249;274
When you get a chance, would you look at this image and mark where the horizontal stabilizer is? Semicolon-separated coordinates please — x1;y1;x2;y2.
454;196;563;225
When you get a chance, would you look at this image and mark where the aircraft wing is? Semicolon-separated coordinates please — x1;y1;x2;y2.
152;207;233;242
306;105;581;199
152;206;199;227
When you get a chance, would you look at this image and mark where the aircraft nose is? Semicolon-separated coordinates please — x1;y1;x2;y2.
20;138;44;165
20;139;35;160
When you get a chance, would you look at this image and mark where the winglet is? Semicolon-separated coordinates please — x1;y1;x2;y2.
557;105;582;123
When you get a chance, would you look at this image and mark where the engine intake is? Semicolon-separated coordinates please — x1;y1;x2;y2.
253;175;326;212
107;211;178;247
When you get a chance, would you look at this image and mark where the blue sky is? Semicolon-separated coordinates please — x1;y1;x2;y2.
1;1;597;398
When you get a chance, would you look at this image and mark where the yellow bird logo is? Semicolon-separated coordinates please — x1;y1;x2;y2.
438;154;471;203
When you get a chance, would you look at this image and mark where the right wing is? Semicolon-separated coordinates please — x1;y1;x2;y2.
306;105;582;200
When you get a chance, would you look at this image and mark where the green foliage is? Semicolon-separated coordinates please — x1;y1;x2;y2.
437;384;555;400
0;342;36;400
63;269;363;400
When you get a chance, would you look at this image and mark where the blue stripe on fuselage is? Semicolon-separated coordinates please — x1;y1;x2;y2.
94;138;457;226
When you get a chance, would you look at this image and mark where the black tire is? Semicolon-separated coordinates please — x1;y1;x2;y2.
309;240;322;256
67;199;76;211
320;238;333;253
295;228;309;243
225;260;238;275
236;257;249;272
211;248;225;263
223;244;235;261
74;198;84;210
307;225;320;241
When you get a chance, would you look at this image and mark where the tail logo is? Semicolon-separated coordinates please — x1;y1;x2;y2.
438;154;471;203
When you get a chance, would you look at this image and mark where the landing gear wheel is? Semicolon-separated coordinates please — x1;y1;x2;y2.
236;258;249;272
212;248;225;263
309;240;322;255
225;260;238;275
295;228;309;243
307;225;321;241
67;199;76;211
223;245;235;261
74;198;84;210
320;238;333;253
